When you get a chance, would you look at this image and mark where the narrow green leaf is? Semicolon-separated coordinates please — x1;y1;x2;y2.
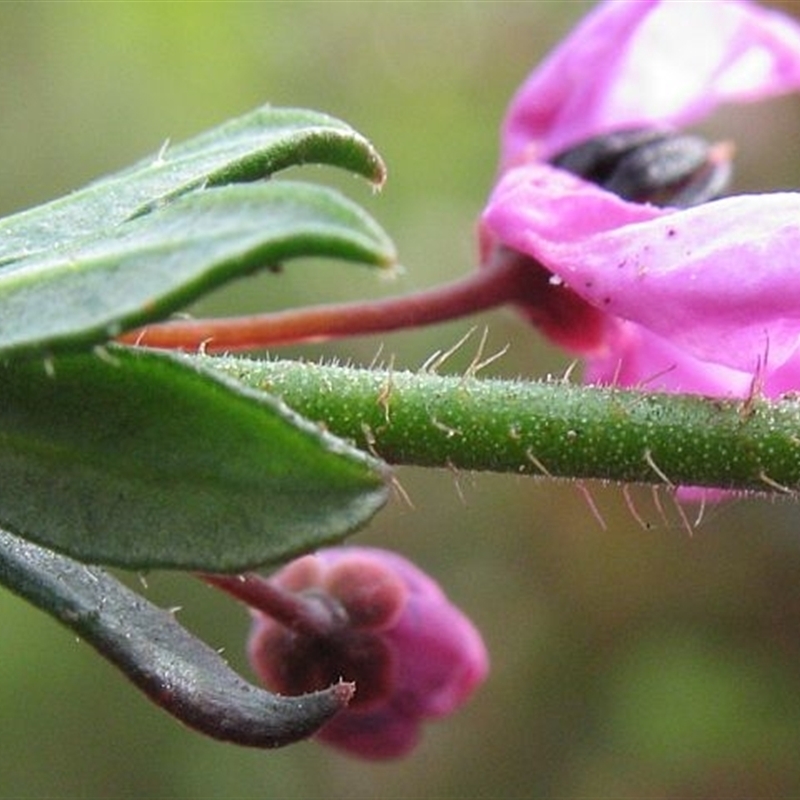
0;106;385;266
0;526;355;748
0;347;389;571
0;181;395;358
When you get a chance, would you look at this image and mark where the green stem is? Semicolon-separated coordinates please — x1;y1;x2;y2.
196;354;800;495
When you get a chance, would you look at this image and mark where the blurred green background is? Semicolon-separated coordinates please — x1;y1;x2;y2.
4;1;800;797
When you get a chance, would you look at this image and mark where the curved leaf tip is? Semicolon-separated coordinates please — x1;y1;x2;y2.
0;527;355;748
0;105;392;358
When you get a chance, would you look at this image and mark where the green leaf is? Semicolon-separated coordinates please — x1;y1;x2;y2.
0;106;385;266
0;181;395;358
0;347;390;571
0;526;355;748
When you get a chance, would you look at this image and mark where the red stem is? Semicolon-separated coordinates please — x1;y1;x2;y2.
199;573;340;638
118;257;529;352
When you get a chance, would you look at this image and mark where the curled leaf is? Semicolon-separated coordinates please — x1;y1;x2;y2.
0;181;395;358
0;526;354;747
0;106;386;266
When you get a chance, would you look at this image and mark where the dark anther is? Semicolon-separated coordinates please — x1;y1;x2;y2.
551;128;732;208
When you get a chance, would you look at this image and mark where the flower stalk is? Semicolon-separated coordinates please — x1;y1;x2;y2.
200;572;342;638
119;254;532;352
196;353;800;495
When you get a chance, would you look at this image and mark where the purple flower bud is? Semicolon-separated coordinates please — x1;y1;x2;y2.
247;547;488;760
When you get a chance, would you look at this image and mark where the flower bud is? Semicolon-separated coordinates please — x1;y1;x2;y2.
247;547;488;759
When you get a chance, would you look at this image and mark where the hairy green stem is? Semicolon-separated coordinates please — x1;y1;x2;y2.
197;354;800;495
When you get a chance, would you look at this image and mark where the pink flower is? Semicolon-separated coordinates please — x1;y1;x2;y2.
246;547;488;760
481;0;800;397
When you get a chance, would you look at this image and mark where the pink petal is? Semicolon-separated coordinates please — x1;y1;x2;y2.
272;554;324;591
319;547;489;718
483;162;800;375
324;555;408;630
762;347;800;395
583;319;755;397
502;0;800;167
316;708;421;760
388;588;489;718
